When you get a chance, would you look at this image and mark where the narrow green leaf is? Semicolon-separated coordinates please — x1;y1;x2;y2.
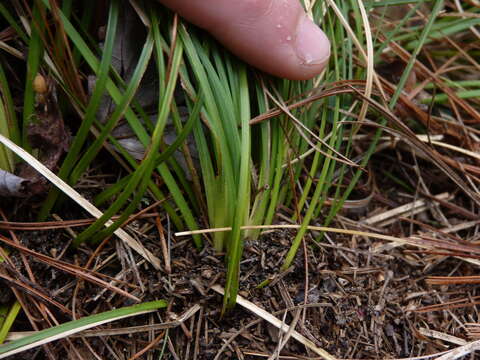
0;300;167;359
224;68;251;311
0;302;21;344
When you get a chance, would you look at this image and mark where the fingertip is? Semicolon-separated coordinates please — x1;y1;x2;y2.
280;19;331;80
209;6;331;80
157;0;330;80
294;16;331;71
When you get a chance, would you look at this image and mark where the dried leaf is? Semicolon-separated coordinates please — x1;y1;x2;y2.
16;75;70;196
0;169;28;197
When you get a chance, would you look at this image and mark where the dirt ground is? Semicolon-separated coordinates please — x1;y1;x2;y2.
3;164;478;359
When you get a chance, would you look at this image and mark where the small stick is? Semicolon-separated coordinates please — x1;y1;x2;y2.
156;216;171;274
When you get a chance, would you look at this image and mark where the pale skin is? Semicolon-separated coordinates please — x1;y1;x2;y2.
156;0;331;80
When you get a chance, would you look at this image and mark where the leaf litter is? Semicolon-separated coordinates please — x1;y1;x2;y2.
0;170;28;197
16;74;70;197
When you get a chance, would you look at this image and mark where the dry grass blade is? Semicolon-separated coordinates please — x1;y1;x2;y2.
383;36;480;123
0;212;159;230
418;328;467;346
211;285;336;360
176;224;404;243
434;340;480;360
263;87;358;168
425;140;480;162
356;0;374;124
267;308;302;360
250;82;363;125
324;0;386;102
177;224;480;269
347;86;480;206
0;134;161;269
363;193;450;227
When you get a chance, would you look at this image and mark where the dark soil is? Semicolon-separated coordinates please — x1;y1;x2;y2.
2;200;477;359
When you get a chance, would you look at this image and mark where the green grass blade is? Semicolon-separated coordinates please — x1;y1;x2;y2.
0;300;166;359
223;68;251;311
0;302;21;344
0;100;14;172
0;4;28;43
38;0;120;220
75;15;192;246
22;3;44;150
69;29;154;185
323;0;446;233
0;61;20;147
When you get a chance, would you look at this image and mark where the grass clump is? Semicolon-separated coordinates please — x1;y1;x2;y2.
1;0;358;308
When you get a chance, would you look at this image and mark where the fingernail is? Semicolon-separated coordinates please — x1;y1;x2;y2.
295;15;330;66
